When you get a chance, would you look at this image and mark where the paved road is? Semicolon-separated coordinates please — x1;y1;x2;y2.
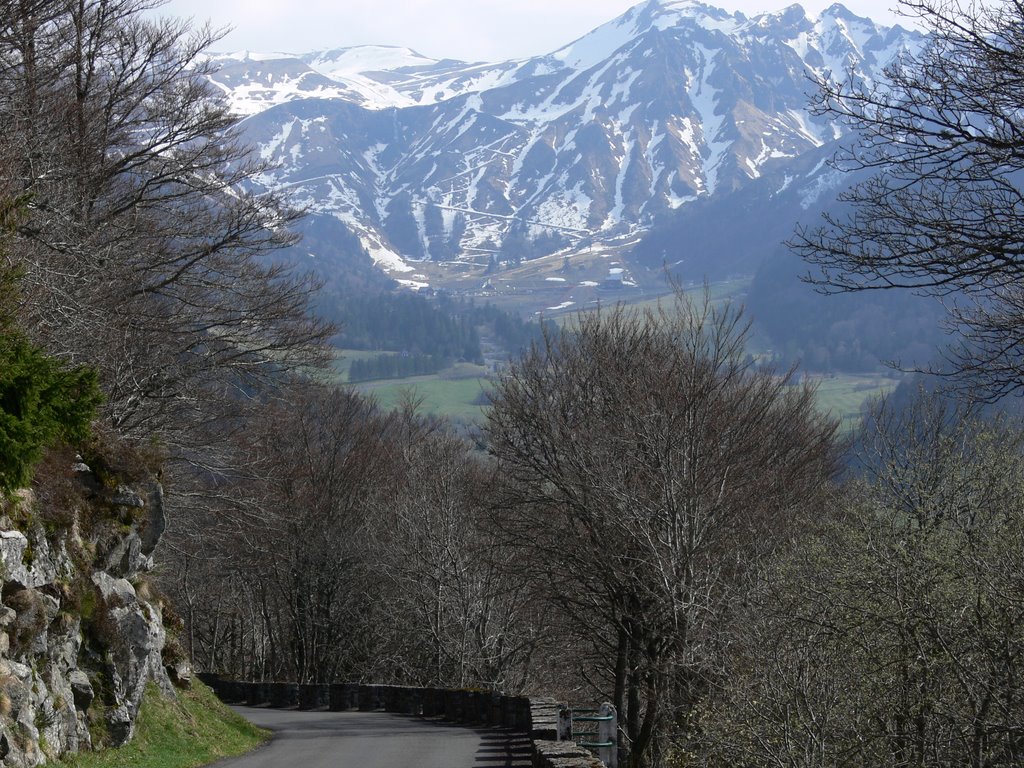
213;707;533;768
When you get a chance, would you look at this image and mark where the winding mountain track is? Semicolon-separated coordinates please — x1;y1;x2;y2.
214;707;533;768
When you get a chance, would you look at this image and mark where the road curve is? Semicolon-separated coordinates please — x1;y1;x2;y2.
213;707;533;768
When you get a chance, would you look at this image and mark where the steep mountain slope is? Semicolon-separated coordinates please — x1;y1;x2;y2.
206;0;921;288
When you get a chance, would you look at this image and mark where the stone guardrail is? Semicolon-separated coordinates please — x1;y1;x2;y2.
199;676;607;768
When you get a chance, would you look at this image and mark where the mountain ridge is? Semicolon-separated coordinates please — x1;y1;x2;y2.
204;1;922;293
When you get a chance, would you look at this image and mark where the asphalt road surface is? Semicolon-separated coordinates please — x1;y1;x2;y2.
213;707;533;768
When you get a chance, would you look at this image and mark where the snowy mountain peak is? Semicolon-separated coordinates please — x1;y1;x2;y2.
820;2;869;22
210;0;922;277
303;46;447;78
549;0;746;72
649;0;743;20
217;50;297;62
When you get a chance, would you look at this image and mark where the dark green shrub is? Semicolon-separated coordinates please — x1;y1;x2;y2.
0;334;101;493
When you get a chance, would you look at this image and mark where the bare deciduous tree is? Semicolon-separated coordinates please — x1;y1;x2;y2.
704;395;1024;767
485;292;840;767
794;0;1024;398
0;0;331;448
166;385;548;692
372;427;547;691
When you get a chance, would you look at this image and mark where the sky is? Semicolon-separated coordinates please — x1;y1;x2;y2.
154;0;910;62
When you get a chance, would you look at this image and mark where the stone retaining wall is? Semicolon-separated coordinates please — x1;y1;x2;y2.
201;676;607;768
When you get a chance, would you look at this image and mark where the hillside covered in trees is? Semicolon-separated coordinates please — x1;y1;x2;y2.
746;249;948;373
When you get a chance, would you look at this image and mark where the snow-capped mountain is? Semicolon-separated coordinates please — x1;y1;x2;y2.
205;0;921;279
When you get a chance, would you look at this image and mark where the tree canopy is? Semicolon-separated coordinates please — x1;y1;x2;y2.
485;293;839;766
704;395;1024;767
794;0;1024;397
0;0;331;447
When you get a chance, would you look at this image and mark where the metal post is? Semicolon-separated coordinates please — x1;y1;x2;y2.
598;702;618;768
557;704;572;741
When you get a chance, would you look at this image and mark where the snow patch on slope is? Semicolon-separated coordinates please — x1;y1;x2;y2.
306;46;440;76
685;44;728;192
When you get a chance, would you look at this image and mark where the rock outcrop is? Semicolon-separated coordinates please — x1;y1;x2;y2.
0;461;177;766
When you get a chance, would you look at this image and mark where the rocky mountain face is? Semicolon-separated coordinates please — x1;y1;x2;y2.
206;0;920;287
0;461;181;766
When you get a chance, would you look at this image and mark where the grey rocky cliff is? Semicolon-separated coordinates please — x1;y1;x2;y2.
0;462;179;766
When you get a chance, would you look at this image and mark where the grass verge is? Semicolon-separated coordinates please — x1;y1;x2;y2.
812;372;900;430
357;367;493;423
52;681;268;768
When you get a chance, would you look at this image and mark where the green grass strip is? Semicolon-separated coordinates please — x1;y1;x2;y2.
52;681;268;768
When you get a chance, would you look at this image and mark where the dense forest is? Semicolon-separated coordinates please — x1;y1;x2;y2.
333;293;483;362
347;352;448;382
330;292;549;379
745;249;948;373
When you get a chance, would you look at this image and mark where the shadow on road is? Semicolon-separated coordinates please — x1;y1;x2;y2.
473;730;533;767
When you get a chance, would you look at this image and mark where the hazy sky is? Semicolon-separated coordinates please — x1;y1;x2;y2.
155;0;910;62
